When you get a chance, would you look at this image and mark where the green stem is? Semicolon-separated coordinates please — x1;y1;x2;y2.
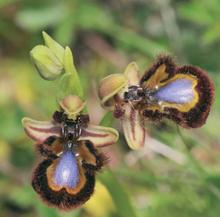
100;111;114;127
177;126;220;199
177;126;205;175
63;46;84;98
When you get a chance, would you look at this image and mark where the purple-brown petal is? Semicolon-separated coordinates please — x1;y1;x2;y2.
77;140;107;172
122;104;147;149
79;124;119;147
140;55;176;89
22;117;61;142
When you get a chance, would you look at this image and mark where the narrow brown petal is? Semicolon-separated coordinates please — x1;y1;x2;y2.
122;104;147;149
22;117;61;142
140;55;176;89
79;125;119;147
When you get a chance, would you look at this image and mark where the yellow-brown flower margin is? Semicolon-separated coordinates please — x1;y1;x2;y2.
32;140;107;210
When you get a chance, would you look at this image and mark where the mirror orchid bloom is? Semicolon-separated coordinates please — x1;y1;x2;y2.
98;55;214;150
22;95;118;210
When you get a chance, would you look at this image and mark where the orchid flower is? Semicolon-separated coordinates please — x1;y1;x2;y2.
98;55;214;150
22;95;118;210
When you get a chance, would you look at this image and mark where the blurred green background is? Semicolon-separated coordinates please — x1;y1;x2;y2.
0;0;220;216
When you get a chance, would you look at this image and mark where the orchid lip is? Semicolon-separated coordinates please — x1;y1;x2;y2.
53;150;79;188
153;78;195;104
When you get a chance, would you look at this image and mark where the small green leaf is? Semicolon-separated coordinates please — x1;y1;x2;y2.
42;31;65;63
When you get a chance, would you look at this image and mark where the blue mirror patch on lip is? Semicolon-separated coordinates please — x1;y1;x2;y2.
154;79;195;104
53;151;79;188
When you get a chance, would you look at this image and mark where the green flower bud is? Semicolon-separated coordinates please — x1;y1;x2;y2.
42;31;64;63
30;45;63;80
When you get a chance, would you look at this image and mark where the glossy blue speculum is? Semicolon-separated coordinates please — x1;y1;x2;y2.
154;78;194;104
53;151;79;188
